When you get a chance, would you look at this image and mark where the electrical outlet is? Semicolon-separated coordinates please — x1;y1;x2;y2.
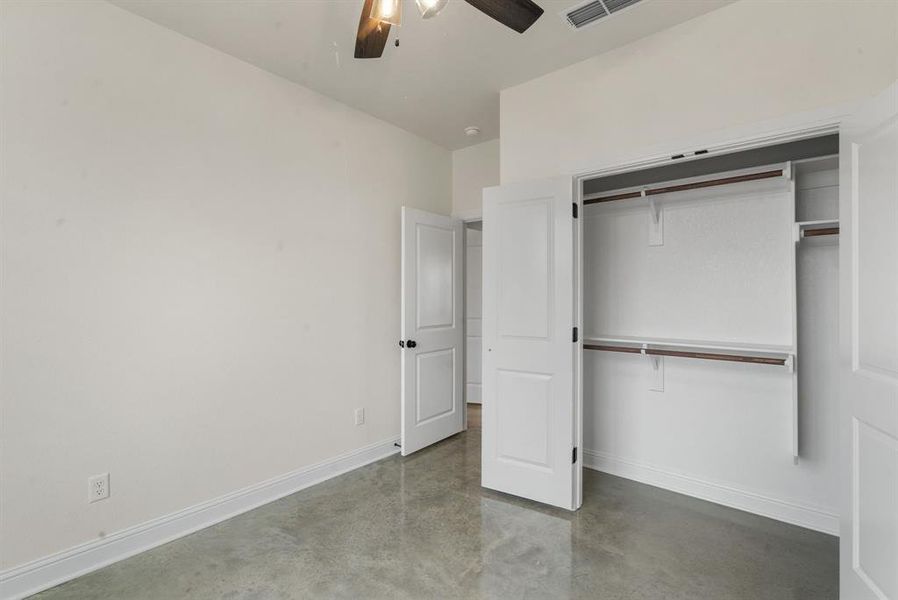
88;473;109;503
354;408;365;426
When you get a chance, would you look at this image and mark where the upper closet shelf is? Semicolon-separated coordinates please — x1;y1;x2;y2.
583;162;792;206
583;335;794;368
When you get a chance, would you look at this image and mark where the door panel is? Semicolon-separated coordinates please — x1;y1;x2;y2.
496;369;552;468
416;348;455;424
840;81;898;600
853;419;898;600
416;224;455;329
482;178;580;510
401;208;464;456
497;200;551;338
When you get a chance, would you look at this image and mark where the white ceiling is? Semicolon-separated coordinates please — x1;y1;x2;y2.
111;0;731;150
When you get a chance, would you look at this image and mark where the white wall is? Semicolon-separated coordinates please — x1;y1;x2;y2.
500;0;898;182
452;139;499;218
0;0;450;572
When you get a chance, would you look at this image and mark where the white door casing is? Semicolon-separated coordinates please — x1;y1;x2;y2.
481;177;581;510
401;207;464;456
839;81;898;600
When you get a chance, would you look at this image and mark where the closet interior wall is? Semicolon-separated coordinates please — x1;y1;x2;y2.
580;142;840;534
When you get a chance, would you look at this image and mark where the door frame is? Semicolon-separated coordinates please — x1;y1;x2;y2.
462;220;484;422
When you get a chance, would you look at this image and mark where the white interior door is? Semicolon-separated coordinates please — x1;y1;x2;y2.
481;178;580;510
400;207;464;456
839;81;898;600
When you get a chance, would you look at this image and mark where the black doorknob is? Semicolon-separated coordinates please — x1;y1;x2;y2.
406;340;417;348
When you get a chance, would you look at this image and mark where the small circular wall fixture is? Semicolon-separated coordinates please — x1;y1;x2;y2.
464;126;481;137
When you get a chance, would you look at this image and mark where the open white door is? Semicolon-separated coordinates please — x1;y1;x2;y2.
400;207;464;456
839;81;898;600
481;178;581;510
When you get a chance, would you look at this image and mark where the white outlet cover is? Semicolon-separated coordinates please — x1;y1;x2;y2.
88;473;110;503
354;408;365;426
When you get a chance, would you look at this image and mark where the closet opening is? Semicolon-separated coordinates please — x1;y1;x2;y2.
576;132;840;533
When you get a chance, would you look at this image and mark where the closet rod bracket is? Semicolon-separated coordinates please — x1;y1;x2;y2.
784;354;795;373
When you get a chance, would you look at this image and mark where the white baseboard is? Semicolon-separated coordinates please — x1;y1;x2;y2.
582;449;839;536
0;438;400;600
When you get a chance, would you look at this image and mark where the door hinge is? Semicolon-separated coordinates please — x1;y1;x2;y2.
572;327;579;343
572;203;578;219
572;447;578;464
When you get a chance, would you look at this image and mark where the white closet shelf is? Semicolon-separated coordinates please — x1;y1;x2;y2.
796;219;840;238
583;163;791;206
583;335;794;367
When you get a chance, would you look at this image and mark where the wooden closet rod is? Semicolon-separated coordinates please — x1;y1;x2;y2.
583;343;787;366
803;226;840;237
584;169;784;206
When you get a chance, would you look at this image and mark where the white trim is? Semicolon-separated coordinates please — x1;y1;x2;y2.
0;438;400;600
571;102;851;183
453;208;483;222
582;449;839;536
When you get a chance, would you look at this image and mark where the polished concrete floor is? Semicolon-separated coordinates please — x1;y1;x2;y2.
35;409;837;599
467;403;481;429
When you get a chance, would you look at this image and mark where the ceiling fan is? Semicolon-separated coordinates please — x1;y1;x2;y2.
355;0;544;59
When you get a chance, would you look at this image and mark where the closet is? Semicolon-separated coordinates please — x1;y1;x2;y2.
478;84;896;589
480;134;842;527
577;135;840;531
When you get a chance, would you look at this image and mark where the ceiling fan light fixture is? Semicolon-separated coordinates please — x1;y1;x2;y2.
370;0;402;26
415;0;449;19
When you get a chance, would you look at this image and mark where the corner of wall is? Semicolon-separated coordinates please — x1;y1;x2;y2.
451;138;500;218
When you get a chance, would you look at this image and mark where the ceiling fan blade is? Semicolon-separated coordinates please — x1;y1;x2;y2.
463;0;544;34
355;0;392;59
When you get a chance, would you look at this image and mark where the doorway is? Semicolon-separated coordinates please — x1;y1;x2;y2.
464;220;483;431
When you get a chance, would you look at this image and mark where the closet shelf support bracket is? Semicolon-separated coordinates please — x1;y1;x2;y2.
784;354;795;373
639;344;665;391
646;191;663;246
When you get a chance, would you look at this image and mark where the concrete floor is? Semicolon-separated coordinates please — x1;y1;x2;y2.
34;417;837;599
467;403;481;429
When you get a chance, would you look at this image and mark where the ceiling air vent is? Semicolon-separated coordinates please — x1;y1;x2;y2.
562;0;643;29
